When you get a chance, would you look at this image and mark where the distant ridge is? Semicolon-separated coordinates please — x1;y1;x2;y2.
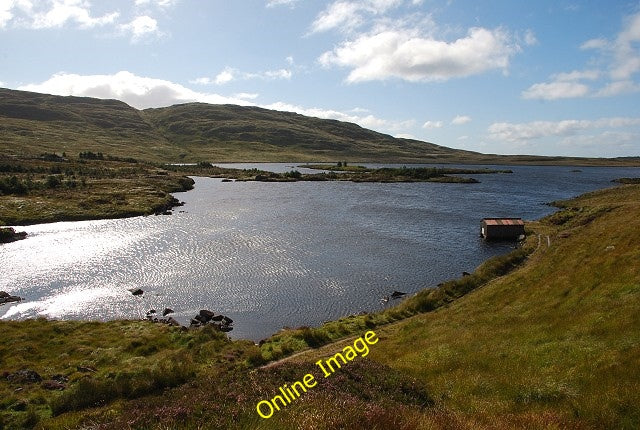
1;88;638;165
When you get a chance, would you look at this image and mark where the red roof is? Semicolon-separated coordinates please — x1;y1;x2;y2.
483;218;524;226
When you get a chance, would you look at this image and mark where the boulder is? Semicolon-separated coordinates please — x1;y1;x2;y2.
0;291;22;305
390;290;407;299
7;369;42;384
129;288;144;296
165;317;181;327
162;308;174;316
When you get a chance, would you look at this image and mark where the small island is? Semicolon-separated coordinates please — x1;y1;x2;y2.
187;162;513;184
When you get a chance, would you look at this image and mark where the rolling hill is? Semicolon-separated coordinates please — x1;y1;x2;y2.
1;87;639;165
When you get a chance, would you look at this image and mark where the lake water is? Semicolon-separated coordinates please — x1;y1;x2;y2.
1;164;639;340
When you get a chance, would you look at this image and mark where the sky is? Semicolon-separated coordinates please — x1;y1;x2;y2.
1;0;640;157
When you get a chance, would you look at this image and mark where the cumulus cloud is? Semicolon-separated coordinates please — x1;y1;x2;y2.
119;15;161;42
488;117;640;142
319;26;518;83
214;68;235;85
451;115;471;125
17;71;253;109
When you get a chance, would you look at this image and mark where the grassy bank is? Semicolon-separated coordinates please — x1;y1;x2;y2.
0;155;194;226
1;183;638;429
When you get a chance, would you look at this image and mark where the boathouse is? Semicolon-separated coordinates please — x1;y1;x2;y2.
480;218;525;240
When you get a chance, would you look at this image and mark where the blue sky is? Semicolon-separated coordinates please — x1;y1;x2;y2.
1;0;640;157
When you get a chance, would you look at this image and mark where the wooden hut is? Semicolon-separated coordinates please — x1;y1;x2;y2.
481;218;525;240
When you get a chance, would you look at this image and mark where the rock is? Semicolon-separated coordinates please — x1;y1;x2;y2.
390;290;407;299
221;178;232;182
7;369;42;384
76;365;97;373
219;325;233;332
0;227;28;244
129;288;144;296
0;291;23;305
462;271;471;277
51;374;69;383
198;309;215;323
211;314;224;321
42;380;66;390
222;316;233;324
162;308;174;316
190;318;201;327
165;317;181;327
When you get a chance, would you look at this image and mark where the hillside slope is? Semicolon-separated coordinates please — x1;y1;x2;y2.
0;88;179;161
2;88;639;164
1;184;638;429
142;102;467;162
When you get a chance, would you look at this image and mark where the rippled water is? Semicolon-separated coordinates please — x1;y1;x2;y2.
2;164;639;340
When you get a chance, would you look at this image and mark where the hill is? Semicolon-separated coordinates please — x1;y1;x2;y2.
1;183;638;428
2;88;639;165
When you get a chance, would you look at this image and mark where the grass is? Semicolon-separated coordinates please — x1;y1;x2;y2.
1;183;639;428
0;155;194;226
3;88;640;165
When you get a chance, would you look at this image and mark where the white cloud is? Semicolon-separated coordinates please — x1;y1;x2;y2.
310;0;407;34
595;80;640;97
190;77;213;85
522;81;590;100
16;71;253;109
196;67;292;85
119;15;161;42
135;0;177;7
233;92;259;100
531;11;640;100
580;38;608;50
488;117;640;142
422;120;443;129
552;70;600;81
319;26;518;83
27;0;119;29
263;69;292;80
266;0;299;8
451;115;471;125
214;68;235;85
0;80;5;87
0;1;16;29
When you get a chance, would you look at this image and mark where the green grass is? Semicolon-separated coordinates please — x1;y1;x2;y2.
0;155;194;226
3;88;640;165
1;178;639;427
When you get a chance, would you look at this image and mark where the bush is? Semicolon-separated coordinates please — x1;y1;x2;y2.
51;356;195;415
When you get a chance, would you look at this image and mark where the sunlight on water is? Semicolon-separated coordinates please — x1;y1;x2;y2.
2;164;639;340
